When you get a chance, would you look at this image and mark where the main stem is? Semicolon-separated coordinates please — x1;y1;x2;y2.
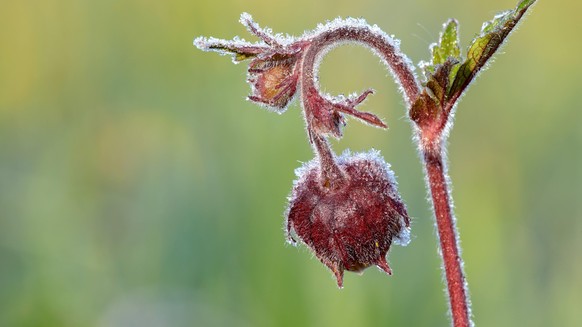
423;144;471;327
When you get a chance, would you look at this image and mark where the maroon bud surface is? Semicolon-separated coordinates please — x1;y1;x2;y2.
286;150;410;288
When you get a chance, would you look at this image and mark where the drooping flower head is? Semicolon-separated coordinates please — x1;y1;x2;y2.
195;13;414;288
286;149;410;288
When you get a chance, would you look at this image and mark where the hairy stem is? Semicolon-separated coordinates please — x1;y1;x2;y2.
301;26;420;106
423;145;471;327
312;134;346;189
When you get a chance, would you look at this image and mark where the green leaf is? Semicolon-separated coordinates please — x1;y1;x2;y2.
411;0;536;132
415;19;461;110
422;19;461;76
447;0;537;103
432;19;461;68
517;0;536;11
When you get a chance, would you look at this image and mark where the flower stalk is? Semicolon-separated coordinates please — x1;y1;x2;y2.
423;144;471;327
311;134;346;190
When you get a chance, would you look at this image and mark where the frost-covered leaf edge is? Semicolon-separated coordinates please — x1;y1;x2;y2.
447;0;537;103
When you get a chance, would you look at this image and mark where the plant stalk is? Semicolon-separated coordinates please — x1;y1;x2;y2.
312;134;346;189
423;145;471;327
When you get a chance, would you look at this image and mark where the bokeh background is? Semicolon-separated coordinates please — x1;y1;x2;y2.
1;0;580;326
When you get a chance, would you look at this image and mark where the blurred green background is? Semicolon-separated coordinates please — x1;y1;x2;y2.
0;0;580;326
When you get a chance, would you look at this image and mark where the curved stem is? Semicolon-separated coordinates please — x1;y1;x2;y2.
423;144;472;327
301;25;420;106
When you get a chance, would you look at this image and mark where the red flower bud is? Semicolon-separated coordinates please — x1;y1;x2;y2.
286;150;410;288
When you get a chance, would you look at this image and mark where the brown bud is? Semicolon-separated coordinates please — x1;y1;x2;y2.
247;53;300;110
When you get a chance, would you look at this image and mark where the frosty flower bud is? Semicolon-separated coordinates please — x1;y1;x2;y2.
286;150;410;288
194;13;306;113
246;51;301;110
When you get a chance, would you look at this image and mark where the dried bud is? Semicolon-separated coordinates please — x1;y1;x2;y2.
286;150;410;288
247;51;301;111
194;13;306;113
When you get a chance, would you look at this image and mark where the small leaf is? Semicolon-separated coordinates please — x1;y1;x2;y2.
431;19;461;69
420;19;461;77
447;0;537;103
517;0;536;12
427;59;458;107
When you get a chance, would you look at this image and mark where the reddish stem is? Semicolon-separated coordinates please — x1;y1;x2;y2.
312;133;346;189
423;145;471;327
301;26;420;106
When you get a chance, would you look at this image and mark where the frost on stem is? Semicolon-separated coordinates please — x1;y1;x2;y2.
194;12;420;139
